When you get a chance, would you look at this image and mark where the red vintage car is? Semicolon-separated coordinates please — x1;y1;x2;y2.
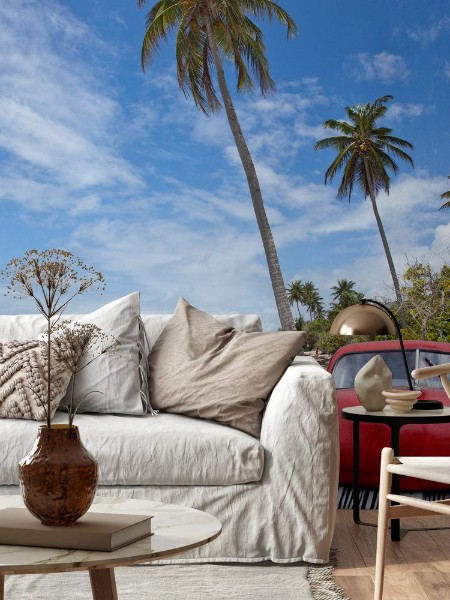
328;340;450;491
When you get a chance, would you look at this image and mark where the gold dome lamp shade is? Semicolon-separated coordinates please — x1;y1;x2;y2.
330;303;397;337
330;298;413;391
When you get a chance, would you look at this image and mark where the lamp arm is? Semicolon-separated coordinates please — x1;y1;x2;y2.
362;298;413;391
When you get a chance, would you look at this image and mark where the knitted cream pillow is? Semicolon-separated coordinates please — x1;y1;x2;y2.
0;340;72;420
148;298;306;437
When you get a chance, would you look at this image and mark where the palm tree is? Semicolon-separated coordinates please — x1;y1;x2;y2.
286;279;304;321
302;281;324;320
314;95;413;327
330;278;356;304
138;0;297;330
440;176;450;209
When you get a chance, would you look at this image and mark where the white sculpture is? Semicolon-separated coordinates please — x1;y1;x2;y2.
354;355;392;411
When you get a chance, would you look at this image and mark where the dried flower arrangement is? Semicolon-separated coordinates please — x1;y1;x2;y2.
51;321;117;426
1;249;110;427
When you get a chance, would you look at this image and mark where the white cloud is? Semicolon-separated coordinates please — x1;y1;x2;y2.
69;216;273;322
0;98;141;191
408;18;450;45
348;52;409;83
445;61;450;80
388;103;426;121
191;112;231;146
431;223;450;259
0;1;142;212
150;72;180;93
69;195;103;216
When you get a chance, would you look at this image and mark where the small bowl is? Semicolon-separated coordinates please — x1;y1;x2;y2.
382;389;422;413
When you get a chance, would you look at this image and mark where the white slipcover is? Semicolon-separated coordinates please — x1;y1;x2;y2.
0;412;264;486
0;356;339;564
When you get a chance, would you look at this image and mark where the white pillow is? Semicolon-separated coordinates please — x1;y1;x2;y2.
58;292;148;416
0;314;49;342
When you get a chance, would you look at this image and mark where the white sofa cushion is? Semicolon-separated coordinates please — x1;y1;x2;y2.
0;412;264;486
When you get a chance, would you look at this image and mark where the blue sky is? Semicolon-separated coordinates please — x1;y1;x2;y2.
0;0;449;329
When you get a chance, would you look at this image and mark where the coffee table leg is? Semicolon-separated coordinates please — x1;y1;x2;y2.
89;568;118;600
0;573;4;600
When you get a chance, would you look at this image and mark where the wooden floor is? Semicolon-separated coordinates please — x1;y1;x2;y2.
332;509;450;599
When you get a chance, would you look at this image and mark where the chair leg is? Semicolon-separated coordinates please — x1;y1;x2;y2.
374;447;394;600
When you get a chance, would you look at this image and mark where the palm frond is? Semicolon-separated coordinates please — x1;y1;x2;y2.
314;135;354;152
366;147;391;194
141;0;183;69
227;17;274;94
322;119;355;135
176;17;220;114
373;131;414;149
440;178;450;209
337;152;360;200
379;141;414;166
242;0;298;37
323;146;355;186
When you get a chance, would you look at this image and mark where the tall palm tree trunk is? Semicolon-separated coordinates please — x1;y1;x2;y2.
363;158;406;327
202;7;294;331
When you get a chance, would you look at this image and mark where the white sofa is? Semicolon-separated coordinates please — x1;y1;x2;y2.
0;306;339;565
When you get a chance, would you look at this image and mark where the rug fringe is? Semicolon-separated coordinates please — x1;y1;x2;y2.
307;549;350;600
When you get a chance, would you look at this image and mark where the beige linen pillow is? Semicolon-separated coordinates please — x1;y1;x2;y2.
148;298;306;437
0;340;72;420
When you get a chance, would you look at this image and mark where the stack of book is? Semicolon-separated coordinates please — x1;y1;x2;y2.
0;508;153;552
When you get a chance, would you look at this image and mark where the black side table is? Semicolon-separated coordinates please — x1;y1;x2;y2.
342;406;450;541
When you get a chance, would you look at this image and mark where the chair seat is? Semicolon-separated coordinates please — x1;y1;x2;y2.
387;456;450;485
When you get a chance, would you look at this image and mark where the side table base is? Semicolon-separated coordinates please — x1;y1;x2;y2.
90;567;118;600
342;406;450;541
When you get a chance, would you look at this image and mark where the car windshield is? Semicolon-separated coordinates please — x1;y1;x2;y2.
332;349;450;389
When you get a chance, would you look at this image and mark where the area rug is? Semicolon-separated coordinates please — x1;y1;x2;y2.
4;556;349;600
338;483;450;509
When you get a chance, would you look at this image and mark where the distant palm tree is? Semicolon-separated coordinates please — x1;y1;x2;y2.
287;279;323;321
138;0;297;330
302;281;324;319
287;279;305;320
338;289;364;309
314;95;413;327
330;278;356;304
440;176;450;209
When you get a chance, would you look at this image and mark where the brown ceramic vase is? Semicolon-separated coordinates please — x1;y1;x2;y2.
19;424;98;526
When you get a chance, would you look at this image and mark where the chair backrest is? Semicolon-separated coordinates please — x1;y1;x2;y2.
411;362;450;400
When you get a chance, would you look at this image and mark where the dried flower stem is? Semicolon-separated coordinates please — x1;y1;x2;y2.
1;249;105;427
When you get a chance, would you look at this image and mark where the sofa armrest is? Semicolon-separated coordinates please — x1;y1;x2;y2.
261;355;338;452
260;355;339;556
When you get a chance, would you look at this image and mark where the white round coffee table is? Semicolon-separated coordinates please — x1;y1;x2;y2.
0;496;222;600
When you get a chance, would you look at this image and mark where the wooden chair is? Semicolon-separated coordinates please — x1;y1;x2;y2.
374;362;450;600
